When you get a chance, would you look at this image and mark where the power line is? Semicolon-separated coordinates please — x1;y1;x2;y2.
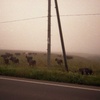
0;16;47;24
61;13;100;17
0;13;100;24
52;13;100;17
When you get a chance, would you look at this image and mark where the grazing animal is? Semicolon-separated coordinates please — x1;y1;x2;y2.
1;54;8;59
28;59;36;66
15;53;21;56
79;68;93;75
10;56;19;64
26;56;33;62
28;53;32;55
5;53;13;58
66;55;73;60
1;55;10;64
26;55;36;66
55;58;63;65
13;58;19;64
4;58;9;65
1;53;13;59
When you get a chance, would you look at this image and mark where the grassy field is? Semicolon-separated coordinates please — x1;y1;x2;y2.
0;50;100;86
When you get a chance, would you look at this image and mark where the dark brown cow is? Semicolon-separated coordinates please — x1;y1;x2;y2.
10;56;19;64
4;58;9;65
15;53;21;56
5;53;13;57
28;59;36;66
26;56;33;62
1;53;13;59
66;55;73;60
79;68;93;75
1;55;8;58
55;58;63;65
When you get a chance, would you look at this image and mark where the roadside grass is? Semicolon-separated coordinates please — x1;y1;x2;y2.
0;65;100;86
0;50;100;86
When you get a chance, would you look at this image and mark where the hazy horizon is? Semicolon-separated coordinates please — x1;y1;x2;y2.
0;0;100;55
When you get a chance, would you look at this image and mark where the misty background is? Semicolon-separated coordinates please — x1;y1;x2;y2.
0;0;100;55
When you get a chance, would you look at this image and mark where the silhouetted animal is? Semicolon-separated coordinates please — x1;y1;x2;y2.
10;56;19;64
28;59;36;66
26;56;33;62
55;58;63;65
5;53;13;58
27;52;33;55
1;55;8;59
66;55;73;60
4;58;9;65
79;68;93;75
28;52;37;56
15;53;21;56
1;53;13;59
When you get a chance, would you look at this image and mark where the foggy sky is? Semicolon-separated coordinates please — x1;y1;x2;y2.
0;0;100;55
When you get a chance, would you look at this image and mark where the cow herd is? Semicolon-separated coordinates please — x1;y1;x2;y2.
0;52;36;67
0;52;93;75
55;58;93;75
1;53;18;65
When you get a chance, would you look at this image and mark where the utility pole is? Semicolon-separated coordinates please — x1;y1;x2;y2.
54;0;68;71
47;0;51;66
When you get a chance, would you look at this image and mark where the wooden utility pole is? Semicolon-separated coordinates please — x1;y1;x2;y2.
54;0;68;71
47;0;51;66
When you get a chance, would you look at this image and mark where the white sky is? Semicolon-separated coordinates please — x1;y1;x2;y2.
0;0;100;55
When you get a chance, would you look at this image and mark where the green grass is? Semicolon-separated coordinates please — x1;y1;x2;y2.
0;50;100;86
0;65;100;86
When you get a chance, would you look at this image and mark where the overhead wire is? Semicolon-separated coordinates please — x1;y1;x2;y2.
0;13;100;24
0;16;47;24
57;13;100;17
